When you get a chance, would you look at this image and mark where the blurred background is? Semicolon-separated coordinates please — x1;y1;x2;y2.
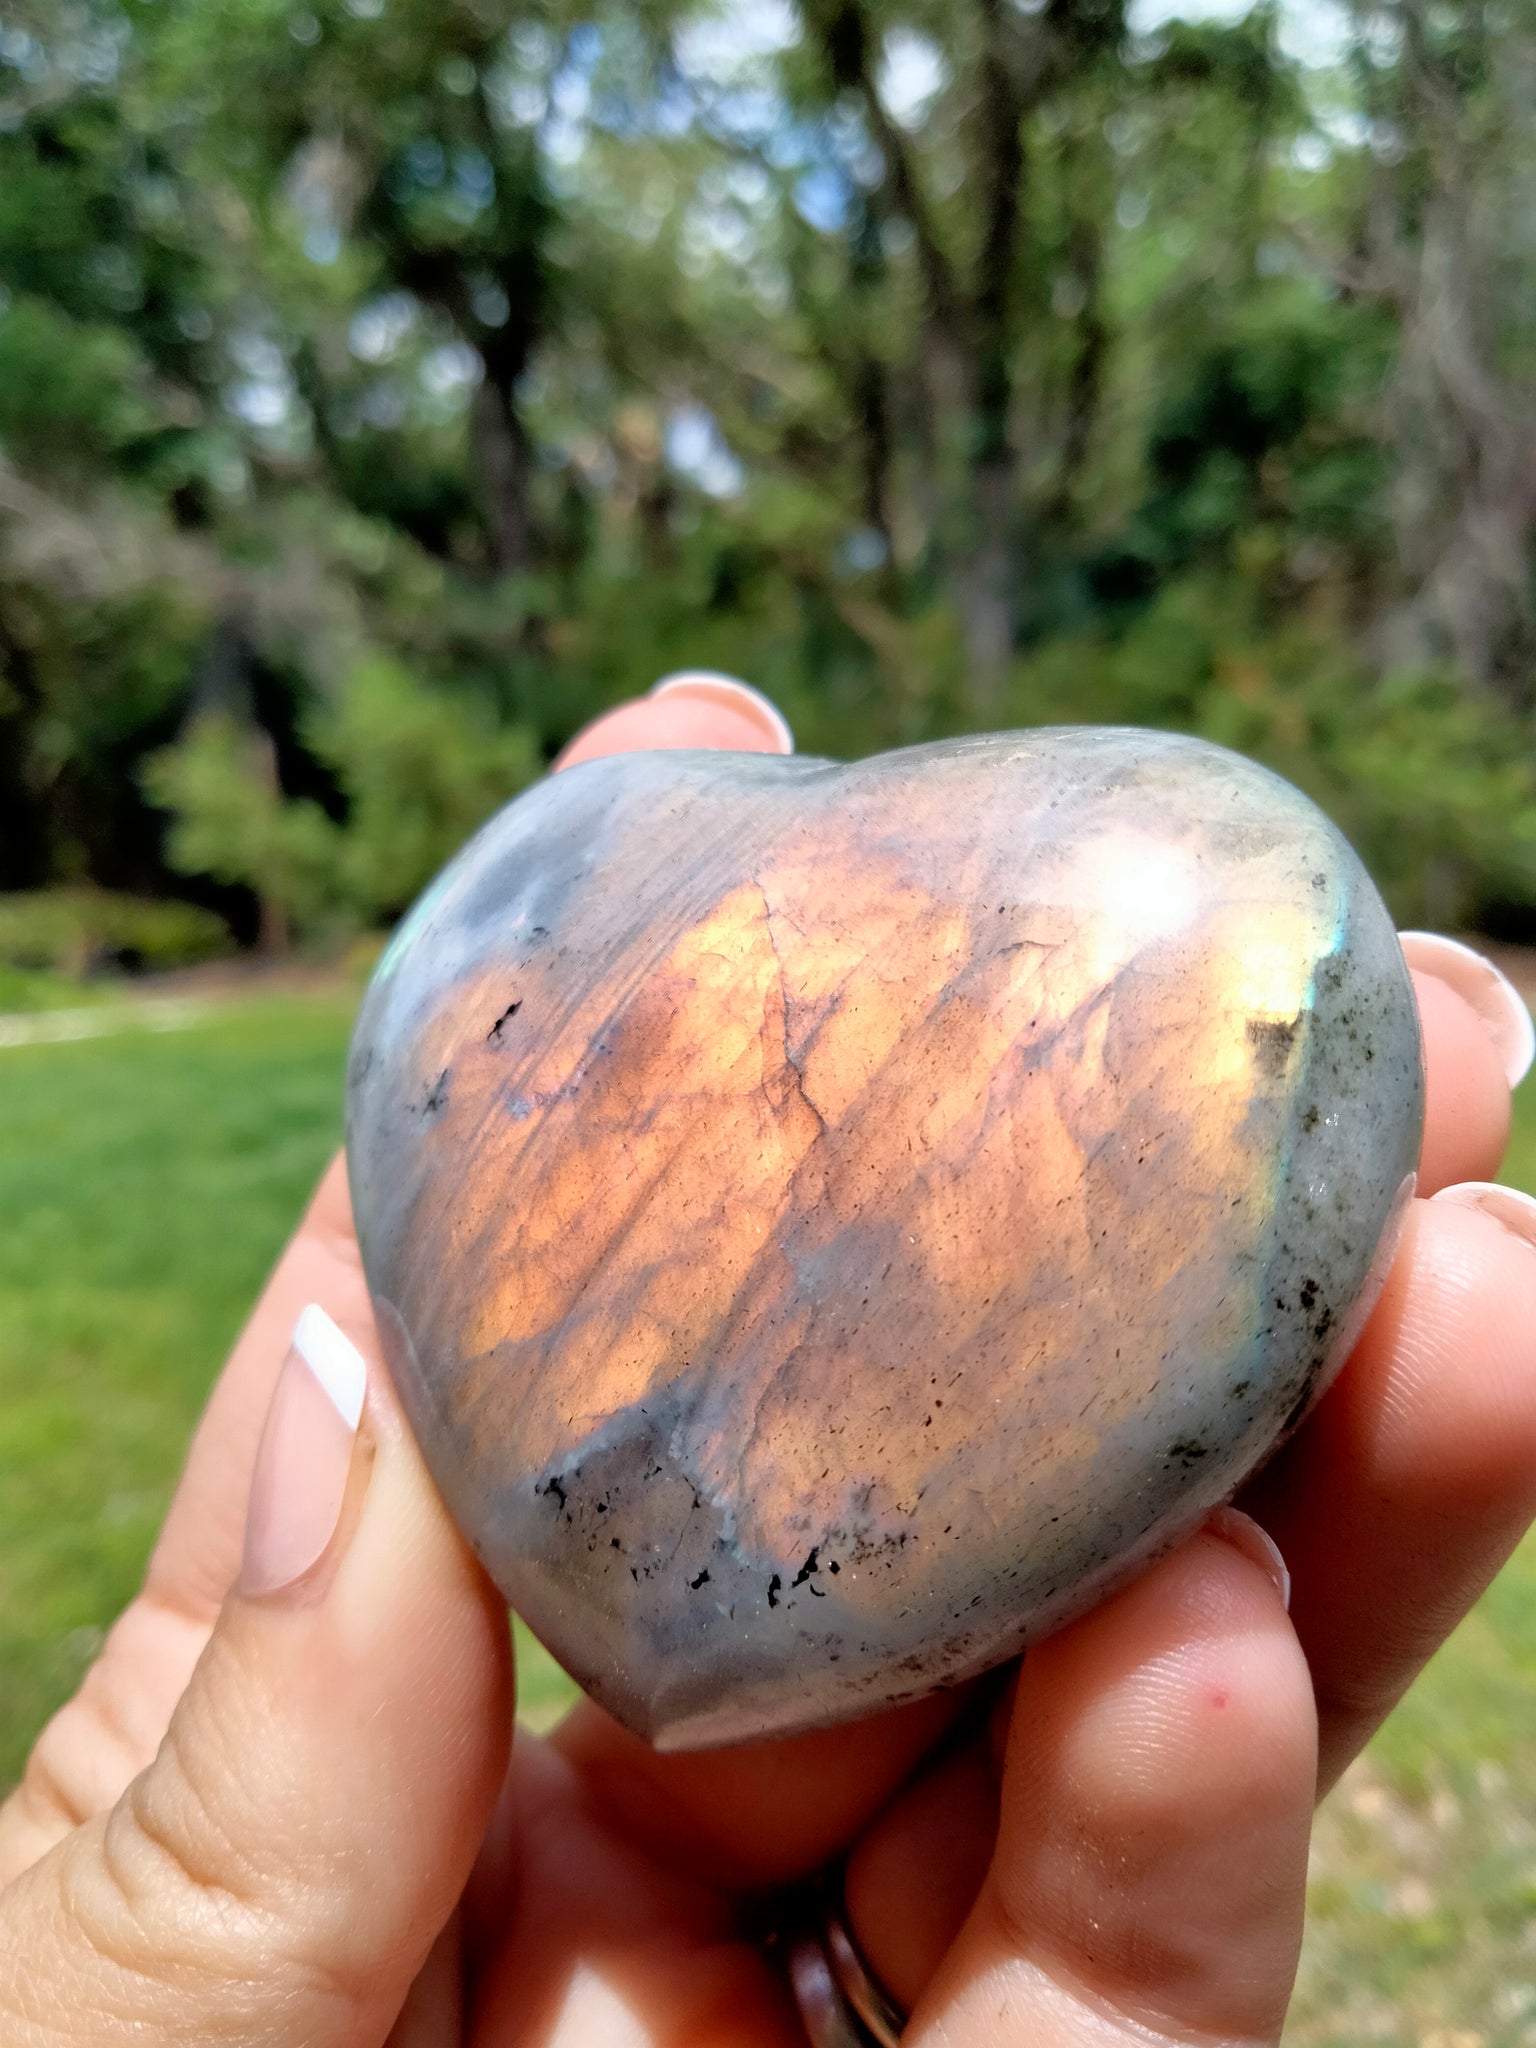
4;0;1536;2039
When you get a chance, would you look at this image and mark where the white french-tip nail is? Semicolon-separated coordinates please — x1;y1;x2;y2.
239;1306;368;1597
291;1303;368;1429
1399;931;1535;1090
1430;1181;1536;1252
649;671;795;754
1206;1506;1291;1611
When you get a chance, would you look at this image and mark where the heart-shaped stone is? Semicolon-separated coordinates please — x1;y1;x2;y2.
347;729;1422;1749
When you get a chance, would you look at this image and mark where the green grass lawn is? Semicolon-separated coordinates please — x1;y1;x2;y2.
2;985;1535;2043
0;989;576;1796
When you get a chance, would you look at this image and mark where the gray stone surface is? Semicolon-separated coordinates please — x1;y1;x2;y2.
347;729;1424;1748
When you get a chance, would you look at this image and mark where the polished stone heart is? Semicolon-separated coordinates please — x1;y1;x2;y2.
346;729;1422;1749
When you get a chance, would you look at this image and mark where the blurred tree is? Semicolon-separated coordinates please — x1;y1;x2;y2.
142;659;539;940
141;716;337;950
785;0;1134;703
3;0;1536;941
1333;1;1536;705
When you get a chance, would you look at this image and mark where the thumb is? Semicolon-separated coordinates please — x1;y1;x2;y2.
0;1305;512;2047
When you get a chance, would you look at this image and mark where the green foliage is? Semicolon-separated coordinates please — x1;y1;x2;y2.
313;657;541;920
4;0;1536;939
0;888;229;975
0;299;149;471
998;577;1536;927
142;716;341;940
143;661;540;936
1136;284;1392;572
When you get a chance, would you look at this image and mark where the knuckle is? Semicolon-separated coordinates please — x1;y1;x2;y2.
59;1698;371;2035
112;1710;264;1921
5;1593;212;1876
12;1717;99;1846
20;1672;153;1839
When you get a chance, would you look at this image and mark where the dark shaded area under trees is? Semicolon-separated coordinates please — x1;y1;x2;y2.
4;0;1536;954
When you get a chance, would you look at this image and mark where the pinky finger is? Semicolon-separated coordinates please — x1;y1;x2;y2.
907;1518;1312;2048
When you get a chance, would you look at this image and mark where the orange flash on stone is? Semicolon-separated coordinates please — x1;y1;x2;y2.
348;730;1422;1748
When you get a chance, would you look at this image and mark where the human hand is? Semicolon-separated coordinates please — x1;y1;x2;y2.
2;679;1533;2047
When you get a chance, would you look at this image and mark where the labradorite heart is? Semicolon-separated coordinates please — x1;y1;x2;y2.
345;729;1422;1749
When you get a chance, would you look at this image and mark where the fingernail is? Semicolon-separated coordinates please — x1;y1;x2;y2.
240;1306;367;1598
1431;1180;1536;1252
649;671;795;754
1399;932;1535;1089
1205;1507;1291;1610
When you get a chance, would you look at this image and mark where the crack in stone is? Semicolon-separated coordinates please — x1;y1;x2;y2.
756;878;830;1137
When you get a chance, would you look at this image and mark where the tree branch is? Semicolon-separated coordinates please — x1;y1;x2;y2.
971;0;1027;461
798;0;965;340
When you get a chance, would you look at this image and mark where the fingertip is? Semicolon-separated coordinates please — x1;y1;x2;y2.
1003;1531;1311;1808
924;1532;1314;2048
223;1302;512;1923
237;1308;365;1600
1410;967;1513;1192
649;671;795;752
554;675;794;770
10;1330;514;2048
1336;1194;1536;1453
1431;1177;1536;1252
1382;1196;1536;1475
1401;933;1534;1090
1204;1506;1291;1610
992;1531;1315;1919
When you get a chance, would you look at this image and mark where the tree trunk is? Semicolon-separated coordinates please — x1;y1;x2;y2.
1378;190;1536;696
1366;3;1536;700
955;454;1017;718
956;0;1026;720
472;374;536;576
251;727;291;957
